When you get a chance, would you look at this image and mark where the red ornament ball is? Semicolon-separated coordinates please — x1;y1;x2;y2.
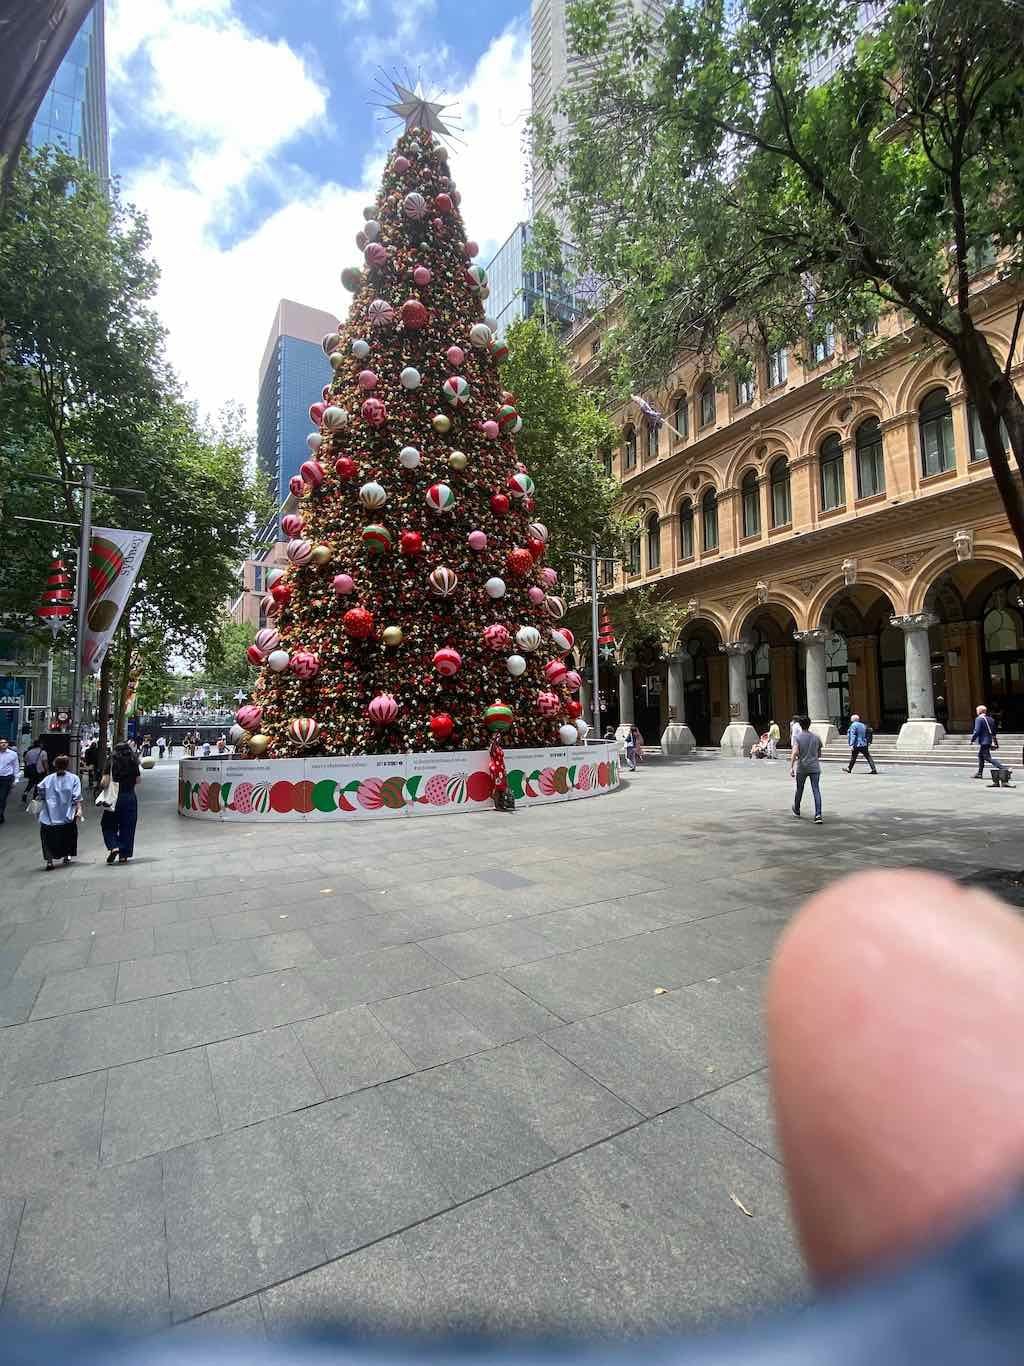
433;647;462;676
343;607;375;640
526;536;545;560
435;192;453;214
334;456;357;480
270;582;292;606
400;298;429;330
246;645;265;666
490;492;510;515
399;530;424;556
567;699;583;719
430;712;455;740
506;547;534;577
361;397;387;427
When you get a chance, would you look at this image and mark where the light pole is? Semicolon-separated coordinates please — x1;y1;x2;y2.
565;545;620;740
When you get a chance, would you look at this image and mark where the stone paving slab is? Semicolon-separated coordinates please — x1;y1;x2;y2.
0;756;1019;1337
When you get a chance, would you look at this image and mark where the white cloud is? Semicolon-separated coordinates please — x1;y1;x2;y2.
107;1;529;425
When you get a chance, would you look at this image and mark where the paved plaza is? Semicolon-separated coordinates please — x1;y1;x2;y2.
0;755;1019;1338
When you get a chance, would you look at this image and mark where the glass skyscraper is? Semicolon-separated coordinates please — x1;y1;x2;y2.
29;0;109;183
486;221;599;339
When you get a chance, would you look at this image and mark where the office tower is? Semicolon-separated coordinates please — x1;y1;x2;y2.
485;220;597;339
29;0;109;183
256;300;338;538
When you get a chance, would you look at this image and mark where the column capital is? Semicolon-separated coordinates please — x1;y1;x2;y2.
890;612;939;632
793;629;829;644
720;640;754;656
666;651;687;665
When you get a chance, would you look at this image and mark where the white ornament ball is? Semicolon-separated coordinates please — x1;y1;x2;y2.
363;219;381;241
484;577;506;599
323;406;348;431
398;445;421;470
359;480;387;509
516;626;542;653
228;724;248;744
559;725;578;745
469;322;492;348
400;366;422;389
351;338;370;359
576;720;591;740
505;654;527;677
306;432;322;452
267;650;290;673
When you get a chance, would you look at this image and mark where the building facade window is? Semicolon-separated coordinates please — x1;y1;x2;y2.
969;238;997;272
770;457;792;526
819;434;845;510
855;417;885;497
646;512;661;571
623;425;637;471
967;402;1010;463
645;420;659;463
627;532;641;575
679;499;694;559
699;380;716;428
919;387;955;476
741;470;761;537
736;375;755;407
767;347;788;388
601;558;615;586
701;489;719;551
810;323;835;365
673;393;689;440
601;446;613;477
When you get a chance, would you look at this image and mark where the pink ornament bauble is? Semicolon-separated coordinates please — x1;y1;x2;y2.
445;345;465;366
393;155;411;172
480;420;500;440
432;216;443;231
467;530;487;551
236;704;262;731
246;645;265;666
287;538;313;566
364;242;387;267
299;459;324;487
464;240;479;258
309;401;326;425
290;650;320;679
528;586;545;605
403;191;427;219
545;660;569;686
413;265;432;286
551;627;575;653
281;513;303;537
332;573;355;595
361;397;387;427
357;369;378;390
289;475;305;498
540;567;558;588
483;623;512;652
433;647;461;676
565;670;582;691
368;693;399;725
254;628;279;654
536;691;561;717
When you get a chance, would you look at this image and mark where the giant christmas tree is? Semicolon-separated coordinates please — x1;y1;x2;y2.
239;108;585;760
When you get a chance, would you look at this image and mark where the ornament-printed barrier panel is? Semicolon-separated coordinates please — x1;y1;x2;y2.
304;754;409;821
177;744;619;822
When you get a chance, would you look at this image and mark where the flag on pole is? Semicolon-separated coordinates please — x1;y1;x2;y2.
81;527;151;674
631;395;664;428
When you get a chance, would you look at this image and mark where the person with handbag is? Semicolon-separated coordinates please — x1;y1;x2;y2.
970;704;1011;786
32;754;83;870
100;742;142;864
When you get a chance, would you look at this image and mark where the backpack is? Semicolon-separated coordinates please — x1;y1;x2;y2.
863;725;874;744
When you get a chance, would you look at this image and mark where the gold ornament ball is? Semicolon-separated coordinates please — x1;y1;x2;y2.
432;413;451;434
329;351;345;370
448;450;468;471
382;625;404;647
247;733;270;757
311;544;332;565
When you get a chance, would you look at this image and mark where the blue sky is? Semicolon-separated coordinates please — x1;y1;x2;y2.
106;0;531;420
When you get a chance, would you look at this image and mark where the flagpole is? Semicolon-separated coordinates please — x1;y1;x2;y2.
71;463;94;774
590;545;601;738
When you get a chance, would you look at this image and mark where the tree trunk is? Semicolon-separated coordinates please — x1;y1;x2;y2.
96;651;112;777
958;323;1024;563
114;620;133;742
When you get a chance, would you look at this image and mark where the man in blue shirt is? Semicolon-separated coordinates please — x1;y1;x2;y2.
0;737;19;823
845;713;878;773
971;704;1010;784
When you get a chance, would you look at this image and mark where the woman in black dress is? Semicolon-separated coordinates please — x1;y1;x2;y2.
105;742;142;865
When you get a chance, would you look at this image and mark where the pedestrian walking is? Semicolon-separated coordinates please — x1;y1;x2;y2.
845;713;878;774
971;705;1011;786
33;754;83;870
20;739;47;805
624;727;638;772
0;737;19;823
767;720;781;759
790;716;803;742
790;715;824;823
157;736;166;760
101;742;142;865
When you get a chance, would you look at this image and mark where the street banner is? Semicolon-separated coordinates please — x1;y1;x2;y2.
81;527;151;674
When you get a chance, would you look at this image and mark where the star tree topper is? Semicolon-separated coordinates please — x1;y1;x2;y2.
385;81;457;138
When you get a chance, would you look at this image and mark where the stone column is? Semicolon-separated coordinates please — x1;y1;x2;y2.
793;629;838;743
892;613;945;749
615;663;635;745
661;653;695;755
718;641;758;755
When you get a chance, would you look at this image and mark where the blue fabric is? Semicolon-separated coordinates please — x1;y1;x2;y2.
100;809;119;851
115;789;138;858
976;745;1006;775
37;772;81;826
847;720;867;747
794;770;822;817
971;716;996;744
0;775;11;818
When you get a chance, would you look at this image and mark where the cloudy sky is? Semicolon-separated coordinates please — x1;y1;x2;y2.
106;0;531;425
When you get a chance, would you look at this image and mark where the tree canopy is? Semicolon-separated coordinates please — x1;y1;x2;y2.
537;0;1024;552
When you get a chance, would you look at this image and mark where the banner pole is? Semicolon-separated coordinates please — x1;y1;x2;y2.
71;463;94;773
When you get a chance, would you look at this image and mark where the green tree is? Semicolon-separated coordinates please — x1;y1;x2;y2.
503;316;625;581
538;0;1024;553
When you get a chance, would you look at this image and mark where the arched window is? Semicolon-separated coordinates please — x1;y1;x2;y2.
701;489;719;551
627;530;641;575
855;417;885;497
673;393;689;441
770;457;791;527
967;402;1010;463
741;469;761;538
699;380;716;428
819;434;845;511
646;511;661;570
601;557;615;586
984;605;1024;653
645;420;659;462
679;499;694;559
601;446;613;477
623;425;637;471
919;388;955;476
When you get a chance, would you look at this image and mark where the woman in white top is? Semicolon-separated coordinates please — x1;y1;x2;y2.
35;754;83;870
